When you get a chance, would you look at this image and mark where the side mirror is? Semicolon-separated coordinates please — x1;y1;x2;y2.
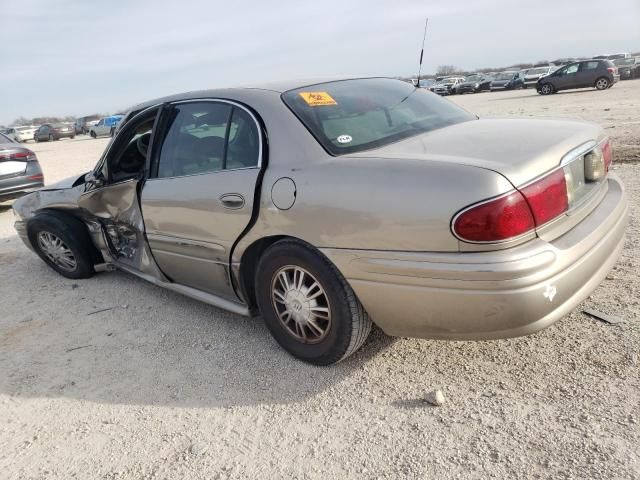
85;170;105;188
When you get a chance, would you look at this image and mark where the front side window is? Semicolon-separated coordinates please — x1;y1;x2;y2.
282;78;474;155
156;102;259;178
564;64;579;75
105;111;156;182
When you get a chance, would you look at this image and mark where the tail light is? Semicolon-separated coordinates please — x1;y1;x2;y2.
607;67;616;74
454;169;569;243
0;149;37;162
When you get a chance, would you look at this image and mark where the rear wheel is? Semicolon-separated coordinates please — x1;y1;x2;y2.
595;77;610;90
27;212;98;279
90;131;97;139
256;240;372;365
539;83;554;95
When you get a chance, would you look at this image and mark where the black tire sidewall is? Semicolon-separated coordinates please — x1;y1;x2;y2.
27;213;95;279
256;242;356;364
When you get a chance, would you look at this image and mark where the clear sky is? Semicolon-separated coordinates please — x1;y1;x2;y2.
1;0;639;125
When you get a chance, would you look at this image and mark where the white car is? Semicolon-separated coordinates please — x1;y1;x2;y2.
13;126;39;143
89;116;124;138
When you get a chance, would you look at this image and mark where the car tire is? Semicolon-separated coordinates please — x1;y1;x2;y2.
255;240;372;365
595;77;610;90
48;134;54;142
70;135;75;139
90;131;97;139
27;212;99;279
539;83;554;95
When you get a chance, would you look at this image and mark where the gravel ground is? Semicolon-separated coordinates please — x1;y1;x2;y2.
1;82;639;479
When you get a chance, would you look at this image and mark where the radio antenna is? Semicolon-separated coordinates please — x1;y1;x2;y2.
416;17;429;87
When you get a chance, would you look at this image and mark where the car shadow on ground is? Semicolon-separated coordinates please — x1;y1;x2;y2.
0;242;396;408
487;88;602;101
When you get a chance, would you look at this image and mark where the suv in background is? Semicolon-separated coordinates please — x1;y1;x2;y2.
489;71;524;90
75;115;101;135
522;66;556;88
430;76;465;95
89;115;124;138
537;60;619;95
614;57;640;80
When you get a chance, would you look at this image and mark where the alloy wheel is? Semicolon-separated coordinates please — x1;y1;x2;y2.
271;265;331;344
596;78;609;90
37;231;77;272
541;84;553;95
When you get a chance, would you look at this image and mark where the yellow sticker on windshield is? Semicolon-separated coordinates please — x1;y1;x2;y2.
299;91;337;107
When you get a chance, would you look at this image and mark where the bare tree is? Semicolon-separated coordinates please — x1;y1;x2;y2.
436;65;459;76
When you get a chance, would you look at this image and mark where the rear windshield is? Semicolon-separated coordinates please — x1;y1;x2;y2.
282;78;475;155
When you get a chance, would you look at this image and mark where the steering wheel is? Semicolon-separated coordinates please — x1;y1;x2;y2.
136;133;151;158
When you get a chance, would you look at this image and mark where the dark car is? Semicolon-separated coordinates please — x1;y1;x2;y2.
34;123;75;142
452;74;492;94
613;57;639;80
489;71;524;91
0;133;44;202
537;60;619;95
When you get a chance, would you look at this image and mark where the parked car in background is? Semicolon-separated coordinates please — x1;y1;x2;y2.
75;115;101;135
430;76;465;95
613;57;639;80
522;66;556;88
1;127;17;140
13;126;39;143
490;71;524;90
537;60;619;95
89;115;124;138
11;77;627;365
418;78;436;89
451;74;492;94
34;123;75;142
0;132;44;202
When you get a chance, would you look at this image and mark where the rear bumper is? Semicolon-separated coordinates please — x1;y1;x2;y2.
322;174;627;340
0;176;44;202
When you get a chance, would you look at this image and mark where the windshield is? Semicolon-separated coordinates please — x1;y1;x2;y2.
494;72;515;80
282;78;475;155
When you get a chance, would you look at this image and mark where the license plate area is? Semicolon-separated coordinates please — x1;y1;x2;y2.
0;161;27;178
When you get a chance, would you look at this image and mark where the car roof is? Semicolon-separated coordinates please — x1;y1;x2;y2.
126;76;382;112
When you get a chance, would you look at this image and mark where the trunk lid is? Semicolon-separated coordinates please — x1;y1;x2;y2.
346;118;603;187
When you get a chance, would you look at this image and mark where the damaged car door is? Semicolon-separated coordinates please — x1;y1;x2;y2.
140;100;262;299
77;107;164;278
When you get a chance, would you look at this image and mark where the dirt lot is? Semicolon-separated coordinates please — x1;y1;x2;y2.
1;82;639;479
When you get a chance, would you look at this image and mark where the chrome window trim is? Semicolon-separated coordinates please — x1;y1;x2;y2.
96;103;163;174
147;98;263;180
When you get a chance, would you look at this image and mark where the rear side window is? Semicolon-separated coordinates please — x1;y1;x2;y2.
156;102;260;178
581;61;599;71
282;78;474;155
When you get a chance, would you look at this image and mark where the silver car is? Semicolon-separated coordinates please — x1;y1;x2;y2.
12;78;628;365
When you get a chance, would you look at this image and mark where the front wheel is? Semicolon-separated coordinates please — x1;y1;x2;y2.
90;131;97;139
27;212;98;279
595;77;610;90
256;240;372;365
539;83;554;95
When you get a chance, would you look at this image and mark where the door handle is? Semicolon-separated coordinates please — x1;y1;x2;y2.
219;193;245;209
